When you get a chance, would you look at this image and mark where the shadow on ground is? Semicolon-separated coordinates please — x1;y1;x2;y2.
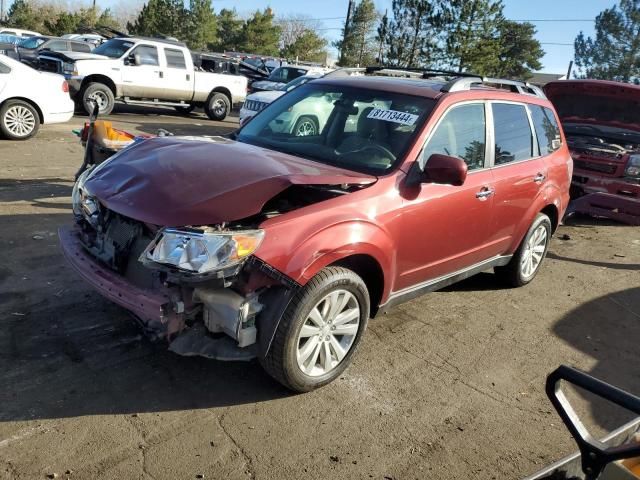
552;287;640;433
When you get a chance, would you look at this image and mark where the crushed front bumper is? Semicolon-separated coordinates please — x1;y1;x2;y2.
58;225;181;337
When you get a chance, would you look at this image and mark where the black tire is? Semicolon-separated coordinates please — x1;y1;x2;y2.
81;82;114;116
260;267;370;392
292;115;319;137
0;99;40;140
204;92;230;121
495;213;552;287
174;104;195;115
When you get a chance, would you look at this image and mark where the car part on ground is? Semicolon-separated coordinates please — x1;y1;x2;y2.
525;366;640;480
60;72;571;391
545;80;640;226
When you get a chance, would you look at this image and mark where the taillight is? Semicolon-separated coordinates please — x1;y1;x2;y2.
625;154;640;177
62;81;69;93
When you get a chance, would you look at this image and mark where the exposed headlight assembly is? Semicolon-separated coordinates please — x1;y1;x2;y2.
142;228;265;274
71;167;99;223
62;62;76;74
625;154;640;177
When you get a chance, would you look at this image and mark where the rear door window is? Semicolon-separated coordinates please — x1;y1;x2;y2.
422;103;486;171
492;103;535;164
165;48;186;69
71;42;91;53
529;105;562;155
46;40;68;51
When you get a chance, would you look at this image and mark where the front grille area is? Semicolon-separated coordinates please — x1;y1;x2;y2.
243;99;269;112
574;159;619;175
38;58;62;74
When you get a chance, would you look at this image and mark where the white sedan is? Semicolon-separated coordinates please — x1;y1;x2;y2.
0;54;74;140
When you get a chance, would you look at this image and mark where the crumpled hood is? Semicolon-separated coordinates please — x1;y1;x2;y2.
251;80;285;91
246;90;284;104
544;80;640;132
85;136;376;227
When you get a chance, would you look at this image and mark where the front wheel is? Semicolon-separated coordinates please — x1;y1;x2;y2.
260;267;370;392
0;100;40;140
495;213;552;287
292;115;319;137
204;93;230;121
82;82;114;116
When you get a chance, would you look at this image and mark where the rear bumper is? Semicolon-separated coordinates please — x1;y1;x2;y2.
566;193;640;226
572;171;640;198
58;225;178;336
45;109;74;125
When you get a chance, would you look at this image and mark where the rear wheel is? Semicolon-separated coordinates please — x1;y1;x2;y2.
82;82;114;116
205;93;230;121
495;213;552;287
0;100;40;140
260;267;370;392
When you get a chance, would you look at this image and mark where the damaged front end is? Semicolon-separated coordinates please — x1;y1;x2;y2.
61;136;375;361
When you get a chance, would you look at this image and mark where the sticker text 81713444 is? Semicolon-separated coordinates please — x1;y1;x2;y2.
366;108;419;126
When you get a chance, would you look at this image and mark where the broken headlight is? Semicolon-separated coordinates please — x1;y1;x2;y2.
625;154;640;178
142;228;265;274
71;167;99;223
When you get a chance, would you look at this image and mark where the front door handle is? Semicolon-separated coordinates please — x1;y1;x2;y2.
158;71;164;78
476;187;495;200
534;173;546;183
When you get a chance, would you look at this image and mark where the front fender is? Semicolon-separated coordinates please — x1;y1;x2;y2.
256;220;395;303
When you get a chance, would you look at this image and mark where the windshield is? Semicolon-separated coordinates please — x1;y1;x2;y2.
18;37;46;49
237;83;435;174
93;39;134;58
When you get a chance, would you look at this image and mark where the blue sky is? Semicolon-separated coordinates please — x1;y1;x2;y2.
203;0;615;73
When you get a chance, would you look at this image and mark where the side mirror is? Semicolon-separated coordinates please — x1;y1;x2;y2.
126;53;139;65
423;154;468;186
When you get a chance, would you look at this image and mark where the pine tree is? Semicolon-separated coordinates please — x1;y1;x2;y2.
574;0;640;81
238;8;281;56
335;0;379;66
127;0;188;40
379;0;443;67
5;0;39;31
184;0;216;50
210;8;243;51
281;30;327;63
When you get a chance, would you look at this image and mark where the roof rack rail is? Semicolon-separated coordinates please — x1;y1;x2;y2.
442;76;546;98
365;66;480;79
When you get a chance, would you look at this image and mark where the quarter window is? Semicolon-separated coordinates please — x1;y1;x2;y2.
165;48;186;69
71;42;91;53
131;45;159;66
422;103;486;171
45;40;68;51
492;103;535;164
530;105;562;155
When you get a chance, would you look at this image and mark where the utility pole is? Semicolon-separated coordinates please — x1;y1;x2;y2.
339;0;355;65
566;60;574;80
0;0;5;23
377;8;387;65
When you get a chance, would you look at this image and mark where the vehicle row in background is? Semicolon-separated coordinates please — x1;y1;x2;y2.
38;36;248;120
3;35;94;68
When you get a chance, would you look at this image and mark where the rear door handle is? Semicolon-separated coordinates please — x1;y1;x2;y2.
476;187;495;200
534;173;546;183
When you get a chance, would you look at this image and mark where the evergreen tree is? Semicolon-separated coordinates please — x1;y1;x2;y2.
484;20;543;79
238;8;281;56
335;0;379;66
379;0;443;67
5;0;39;31
441;0;505;72
183;0;216;50
281;29;327;63
574;0;640;81
127;0;187;40
210;8;243;51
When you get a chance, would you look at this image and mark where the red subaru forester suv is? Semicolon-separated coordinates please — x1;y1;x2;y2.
61;71;572;392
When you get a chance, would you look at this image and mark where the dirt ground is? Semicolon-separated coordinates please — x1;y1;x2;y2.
1;106;639;480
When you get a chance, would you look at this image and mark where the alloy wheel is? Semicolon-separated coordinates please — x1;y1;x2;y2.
296;289;360;377
520;225;548;279
88;91;109;112
4;105;36;137
212;99;227;117
295;119;317;136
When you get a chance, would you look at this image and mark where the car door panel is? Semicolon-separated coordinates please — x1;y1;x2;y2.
396;102;497;290
160;48;191;101
486;102;547;255
121;45;163;98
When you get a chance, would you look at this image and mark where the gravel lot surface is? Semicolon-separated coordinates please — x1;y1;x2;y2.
1;106;639;480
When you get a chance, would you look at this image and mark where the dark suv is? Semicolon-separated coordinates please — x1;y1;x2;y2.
6;36;93;68
61;71;572;392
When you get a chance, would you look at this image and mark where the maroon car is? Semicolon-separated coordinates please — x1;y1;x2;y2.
544;80;640;225
61;73;571;391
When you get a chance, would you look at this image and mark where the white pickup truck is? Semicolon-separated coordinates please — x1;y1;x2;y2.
38;36;247;120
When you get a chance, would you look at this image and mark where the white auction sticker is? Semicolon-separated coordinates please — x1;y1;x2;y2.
366;108;419;126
